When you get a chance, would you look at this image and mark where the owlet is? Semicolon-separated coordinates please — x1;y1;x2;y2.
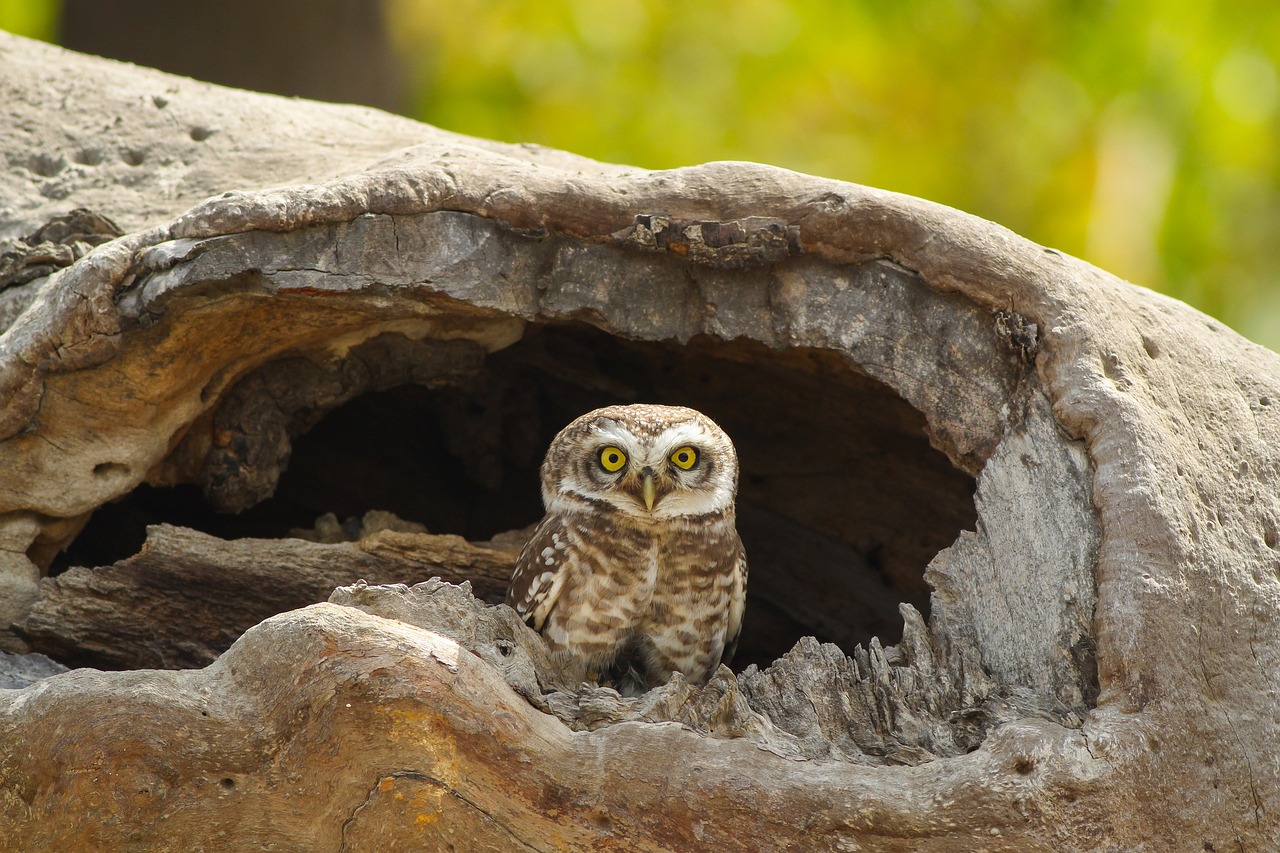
506;404;747;695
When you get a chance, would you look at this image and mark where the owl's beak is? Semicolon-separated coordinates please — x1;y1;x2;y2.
641;471;657;511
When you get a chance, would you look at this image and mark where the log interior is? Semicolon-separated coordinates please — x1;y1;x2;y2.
52;323;978;672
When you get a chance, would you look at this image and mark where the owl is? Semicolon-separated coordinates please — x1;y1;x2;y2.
505;404;747;695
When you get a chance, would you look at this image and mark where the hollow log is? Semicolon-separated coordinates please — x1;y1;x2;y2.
2;31;1278;850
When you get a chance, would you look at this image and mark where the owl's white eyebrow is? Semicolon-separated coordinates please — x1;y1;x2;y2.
656;423;709;449
591;423;636;445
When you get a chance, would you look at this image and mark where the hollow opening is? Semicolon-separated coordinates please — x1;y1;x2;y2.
55;324;977;670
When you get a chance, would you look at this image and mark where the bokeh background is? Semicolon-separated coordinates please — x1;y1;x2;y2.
4;0;1279;348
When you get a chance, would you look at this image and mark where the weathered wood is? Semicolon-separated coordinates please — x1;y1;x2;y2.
16;523;517;669
332;579;1071;767
0;603;1108;852
1;30;1278;850
0;651;67;690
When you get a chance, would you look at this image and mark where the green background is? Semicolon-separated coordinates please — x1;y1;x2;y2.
7;0;1280;349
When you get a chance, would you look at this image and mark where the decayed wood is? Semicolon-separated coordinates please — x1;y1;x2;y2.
0;603;1108;852
16;523;516;669
1;30;1278;850
0;650;67;690
332;579;1075;767
17;536;1072;768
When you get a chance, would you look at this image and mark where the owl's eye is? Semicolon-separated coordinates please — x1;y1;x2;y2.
598;446;628;473
670;446;698;470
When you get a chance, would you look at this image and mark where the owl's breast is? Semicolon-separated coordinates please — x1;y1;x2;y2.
640;517;737;616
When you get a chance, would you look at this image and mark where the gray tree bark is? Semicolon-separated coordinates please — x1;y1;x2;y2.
1;31;1276;851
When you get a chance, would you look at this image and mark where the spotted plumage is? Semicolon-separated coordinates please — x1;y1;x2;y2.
506;404;747;695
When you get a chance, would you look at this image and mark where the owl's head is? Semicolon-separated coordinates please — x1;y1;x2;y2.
540;404;739;521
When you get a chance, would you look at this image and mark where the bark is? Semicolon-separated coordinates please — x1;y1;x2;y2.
2;31;1278;851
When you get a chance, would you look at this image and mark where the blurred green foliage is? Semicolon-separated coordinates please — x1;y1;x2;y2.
0;0;56;41
5;1;1278;347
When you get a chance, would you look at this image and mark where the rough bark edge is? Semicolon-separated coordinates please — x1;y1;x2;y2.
331;579;1075;767
0;602;1110;851
0;148;1092;443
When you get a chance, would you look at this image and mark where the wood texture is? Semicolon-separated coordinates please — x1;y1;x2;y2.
0;603;1106;851
16;524;516;669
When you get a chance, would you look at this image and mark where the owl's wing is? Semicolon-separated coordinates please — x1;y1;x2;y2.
719;533;748;668
505;514;571;633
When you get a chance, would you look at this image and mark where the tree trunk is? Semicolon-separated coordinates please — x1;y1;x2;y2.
1;32;1276;851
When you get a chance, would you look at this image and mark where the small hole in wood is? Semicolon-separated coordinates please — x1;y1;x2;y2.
27;152;67;177
92;461;129;478
73;148;104;166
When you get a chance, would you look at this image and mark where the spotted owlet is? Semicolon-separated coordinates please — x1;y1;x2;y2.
505;404;747;695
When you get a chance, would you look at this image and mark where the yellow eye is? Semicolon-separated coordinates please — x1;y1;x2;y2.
670;446;698;470
598;446;627;473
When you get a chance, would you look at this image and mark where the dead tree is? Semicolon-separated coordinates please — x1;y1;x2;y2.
0;32;1276;851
